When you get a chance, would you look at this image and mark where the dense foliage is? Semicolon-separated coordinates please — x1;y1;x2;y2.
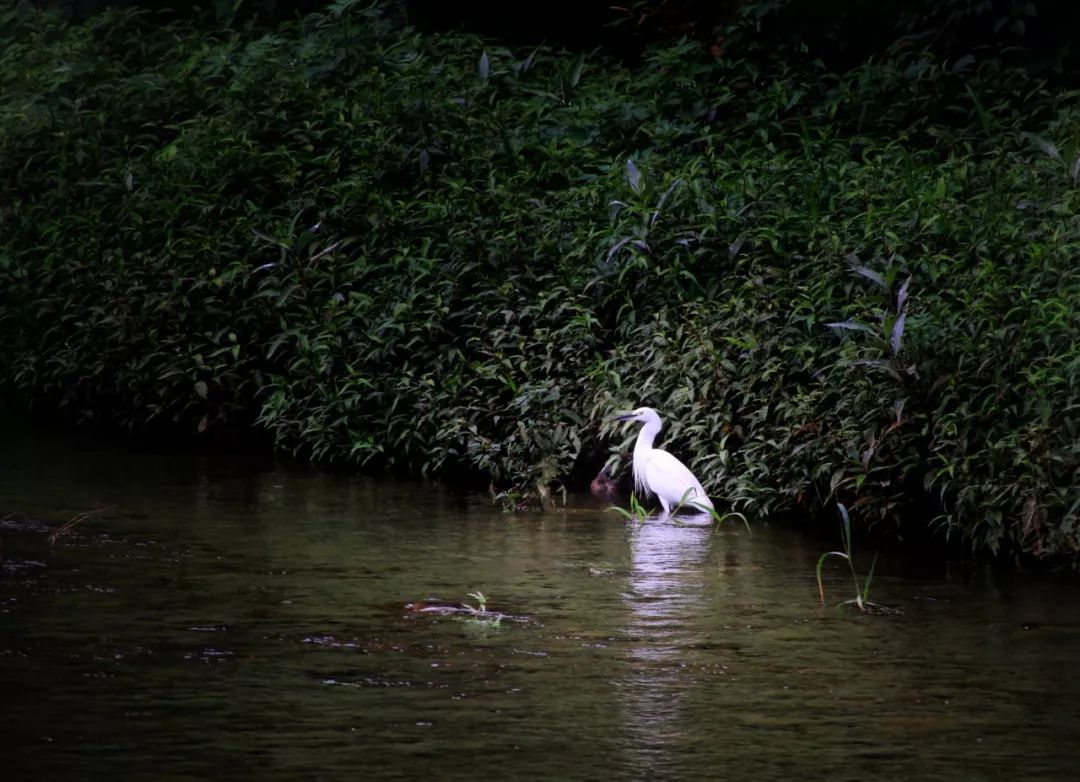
2;1;1077;558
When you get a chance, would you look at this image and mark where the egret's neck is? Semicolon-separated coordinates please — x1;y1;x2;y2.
634;418;662;457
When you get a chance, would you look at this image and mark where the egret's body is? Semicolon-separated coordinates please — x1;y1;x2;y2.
617;407;713;515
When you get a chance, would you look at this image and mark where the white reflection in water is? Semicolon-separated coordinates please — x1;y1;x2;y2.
620;516;712;773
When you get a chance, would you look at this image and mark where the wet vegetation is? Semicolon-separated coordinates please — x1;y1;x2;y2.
1;1;1078;560
815;503;885;613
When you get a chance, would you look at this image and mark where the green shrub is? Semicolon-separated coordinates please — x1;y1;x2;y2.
1;2;1077;559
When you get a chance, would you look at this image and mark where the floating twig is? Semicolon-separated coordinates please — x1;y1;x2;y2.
49;505;114;546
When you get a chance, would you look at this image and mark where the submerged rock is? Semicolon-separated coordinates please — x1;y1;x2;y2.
589;467;619;497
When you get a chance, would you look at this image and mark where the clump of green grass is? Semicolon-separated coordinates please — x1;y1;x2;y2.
463;590;488;614
459;591;503;630
816;503;884;612
608;488;752;533
607;493;651;524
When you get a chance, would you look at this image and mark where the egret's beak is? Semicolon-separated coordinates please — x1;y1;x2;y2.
615;412;636;422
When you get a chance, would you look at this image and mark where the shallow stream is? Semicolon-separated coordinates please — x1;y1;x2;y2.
2;434;1079;780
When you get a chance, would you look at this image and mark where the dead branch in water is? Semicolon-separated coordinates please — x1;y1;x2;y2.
49;505;114;546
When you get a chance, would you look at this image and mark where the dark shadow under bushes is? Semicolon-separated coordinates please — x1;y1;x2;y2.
1;1;1077;560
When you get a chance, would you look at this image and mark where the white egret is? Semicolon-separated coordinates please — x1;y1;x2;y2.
616;406;714;515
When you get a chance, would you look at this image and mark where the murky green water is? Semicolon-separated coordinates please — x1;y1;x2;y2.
2;434;1080;781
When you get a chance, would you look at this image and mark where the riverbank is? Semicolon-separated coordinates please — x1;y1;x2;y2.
1;2;1077;559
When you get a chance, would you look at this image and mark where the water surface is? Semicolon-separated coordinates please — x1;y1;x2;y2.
2;434;1079;780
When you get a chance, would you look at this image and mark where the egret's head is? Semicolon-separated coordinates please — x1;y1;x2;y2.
615;406;661;426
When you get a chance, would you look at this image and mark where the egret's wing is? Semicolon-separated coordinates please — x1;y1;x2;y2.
643;450;713;510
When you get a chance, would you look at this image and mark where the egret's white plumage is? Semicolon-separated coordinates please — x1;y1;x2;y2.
617;406;713;514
